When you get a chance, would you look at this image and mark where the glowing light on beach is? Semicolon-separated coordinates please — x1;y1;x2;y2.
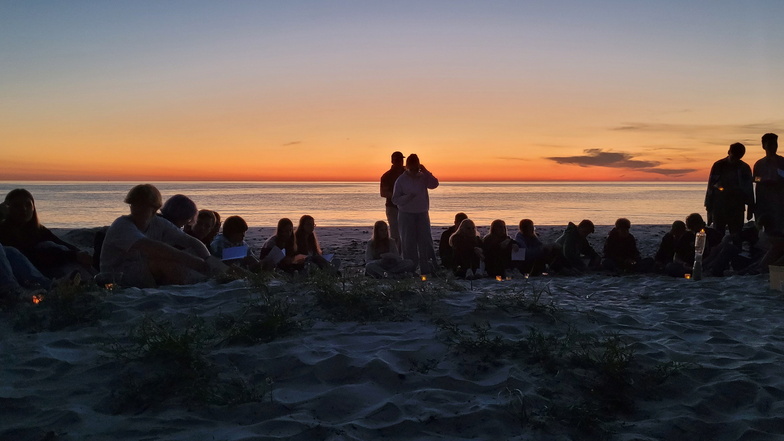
32;295;42;304
496;276;503;281
104;283;115;291
421;275;427;281
685;274;692;279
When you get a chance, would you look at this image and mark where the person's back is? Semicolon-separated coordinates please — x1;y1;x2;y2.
753;133;784;235
554;220;598;271
439;212;467;269
705;143;754;237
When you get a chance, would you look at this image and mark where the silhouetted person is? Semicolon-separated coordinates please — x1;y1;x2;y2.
705;142;754;239
601;218;650;273
259;218;305;272
553;219;600;273
439;212;468;270
365;220;415;278
513;218;550;275
665;213;721;277
392;154;439;275
380;151;406;252
160;194;198;229
185;209;219;247
753;133;784;235
482;219;518;278
449;219;483;278
655;220;687;271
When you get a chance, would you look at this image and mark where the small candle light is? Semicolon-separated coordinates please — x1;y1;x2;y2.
505;276;512;281
421;275;427;281
684;273;692;279
496;275;503;281
32;295;43;304
524;273;530;279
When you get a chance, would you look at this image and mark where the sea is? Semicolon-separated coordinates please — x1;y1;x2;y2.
0;181;706;229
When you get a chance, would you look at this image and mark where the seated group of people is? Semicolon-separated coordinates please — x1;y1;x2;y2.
435;211;778;280
2;184;781;306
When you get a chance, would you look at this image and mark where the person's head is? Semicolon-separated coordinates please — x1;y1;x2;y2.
519;219;535;237
727;142;746;162
577;219;595;237
490;219;507;237
670;220;687;239
3;188;38;227
372;220;390;241
125;184;163;220
391;151;404;167
222;215;248;244
191;209;217;240
454;212;468;227
685;213;706;232
614;218;631;237
276;217;294;239
160;194;198;228
457;218;477;236
405;154;421;175
762;133;778;155
297;215;316;235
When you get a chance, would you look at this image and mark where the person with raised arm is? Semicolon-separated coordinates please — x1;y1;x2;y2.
100;184;226;288
392;154;439;275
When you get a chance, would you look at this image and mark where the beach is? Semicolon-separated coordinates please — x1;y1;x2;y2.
2;225;783;440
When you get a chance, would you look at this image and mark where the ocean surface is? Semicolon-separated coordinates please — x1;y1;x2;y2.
0;181;706;229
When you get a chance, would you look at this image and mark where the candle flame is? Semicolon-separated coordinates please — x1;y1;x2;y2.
32;295;43;304
496;275;503;281
420;275;427;281
685;273;692;279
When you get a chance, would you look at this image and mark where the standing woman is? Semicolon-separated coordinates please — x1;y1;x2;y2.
0;189;94;278
392;154;439;275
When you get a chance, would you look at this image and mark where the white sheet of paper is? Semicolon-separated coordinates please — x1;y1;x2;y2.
511;248;526;261
323;253;334;262
222;245;248;261
261;246;285;265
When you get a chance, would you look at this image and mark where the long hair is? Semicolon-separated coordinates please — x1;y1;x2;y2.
370;220;391;255
3;188;40;230
274;217;296;254
449;219;476;247
484;219;507;241
295;215;321;255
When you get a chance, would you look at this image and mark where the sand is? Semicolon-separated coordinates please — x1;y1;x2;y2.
1;225;783;441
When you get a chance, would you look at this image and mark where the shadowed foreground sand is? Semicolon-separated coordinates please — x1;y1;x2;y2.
1;226;783;441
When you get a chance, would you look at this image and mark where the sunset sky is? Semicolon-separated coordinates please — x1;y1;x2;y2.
2;1;783;182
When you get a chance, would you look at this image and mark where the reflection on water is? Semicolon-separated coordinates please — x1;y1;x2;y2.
0;181;705;228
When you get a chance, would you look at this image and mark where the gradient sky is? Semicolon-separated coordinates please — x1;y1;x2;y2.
2;1;783;181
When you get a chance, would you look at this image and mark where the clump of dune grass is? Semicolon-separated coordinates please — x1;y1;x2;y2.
475;281;559;320
215;283;303;345
13;281;108;332
302;270;448;322
106;315;269;412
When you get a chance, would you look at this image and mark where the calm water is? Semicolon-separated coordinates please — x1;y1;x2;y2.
0;181;706;229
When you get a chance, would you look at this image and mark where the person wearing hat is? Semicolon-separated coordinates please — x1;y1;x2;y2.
392;154;439;274
380;151;406;251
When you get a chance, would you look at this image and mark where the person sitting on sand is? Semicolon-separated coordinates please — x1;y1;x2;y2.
482;219;518;279
552;219;600;273
295;215;339;272
259;218;306;272
654;221;687;272
705;142;754;241
100;184;226;288
210;215;260;270
439;212;468;271
513;219;550;275
185;209;219;247
704;222;766;276
160;194;198;229
365;220;416;278
666;213;722;277
0;244;51;308
0;189;95;279
601;218;650;273
449;218;483;278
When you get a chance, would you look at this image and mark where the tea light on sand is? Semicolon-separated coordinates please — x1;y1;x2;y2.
496;275;503;281
685;273;692;279
421;275;427;281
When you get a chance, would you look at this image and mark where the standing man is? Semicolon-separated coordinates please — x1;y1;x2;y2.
753;133;784;235
704;142;754;238
380;151;406;251
392;154;439;275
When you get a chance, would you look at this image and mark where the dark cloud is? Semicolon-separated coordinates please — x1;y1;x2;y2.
282;141;301;146
545;148;697;176
547;149;660;168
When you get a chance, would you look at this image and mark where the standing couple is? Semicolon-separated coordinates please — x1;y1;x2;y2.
380;152;439;275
